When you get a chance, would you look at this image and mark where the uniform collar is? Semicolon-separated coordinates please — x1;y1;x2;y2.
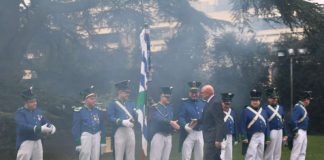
223;108;231;114
84;105;95;110
298;101;306;109
116;98;126;103
158;102;168;108
250;106;260;111
298;101;305;106
267;104;278;108
24;105;36;111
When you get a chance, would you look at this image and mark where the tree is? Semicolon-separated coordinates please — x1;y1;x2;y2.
209;32;270;108
231;0;324;134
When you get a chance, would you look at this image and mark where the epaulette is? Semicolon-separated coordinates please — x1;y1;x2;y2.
95;106;106;112
296;102;303;107
72;106;83;112
17;107;25;111
151;103;159;108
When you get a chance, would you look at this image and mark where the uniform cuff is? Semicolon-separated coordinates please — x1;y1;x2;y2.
164;120;170;124
34;125;41;134
293;127;299;133
116;119;122;125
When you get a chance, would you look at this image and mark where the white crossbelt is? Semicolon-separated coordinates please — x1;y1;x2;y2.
115;100;134;120
297;103;308;123
267;105;283;122
247;107;266;129
224;108;234;122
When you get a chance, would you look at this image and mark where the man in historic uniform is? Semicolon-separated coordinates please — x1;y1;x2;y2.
107;80;137;160
289;91;312;160
178;81;206;160
220;92;238;160
263;87;287;160
240;89;270;160
72;85;106;160
149;86;180;160
200;84;225;160
16;87;56;160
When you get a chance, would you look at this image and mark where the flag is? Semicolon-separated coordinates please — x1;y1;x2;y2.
136;27;151;157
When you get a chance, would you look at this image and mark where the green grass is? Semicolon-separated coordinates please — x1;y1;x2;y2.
232;135;324;160
43;134;324;159
134;134;324;160
176;135;324;160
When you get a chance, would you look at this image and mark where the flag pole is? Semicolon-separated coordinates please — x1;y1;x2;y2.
137;24;151;160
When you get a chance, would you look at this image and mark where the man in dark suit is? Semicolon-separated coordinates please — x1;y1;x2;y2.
201;85;225;160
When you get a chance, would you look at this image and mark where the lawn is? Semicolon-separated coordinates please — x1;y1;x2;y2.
169;135;324;160
97;134;324;160
38;133;323;160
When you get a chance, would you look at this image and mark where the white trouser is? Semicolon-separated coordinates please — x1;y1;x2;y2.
220;134;233;160
182;130;204;160
290;129;307;160
264;129;283;160
80;132;101;160
17;139;43;160
114;127;135;160
245;132;265;160
150;133;172;160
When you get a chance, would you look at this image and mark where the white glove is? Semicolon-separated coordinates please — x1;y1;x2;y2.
41;124;52;134
234;141;238;145
122;119;134;128
242;139;248;143
221;140;226;150
49;124;56;134
75;145;81;152
185;123;193;133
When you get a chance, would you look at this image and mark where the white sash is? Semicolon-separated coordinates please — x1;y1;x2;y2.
247;107;266;129
297;103;308;123
224;108;234;122
153;103;169;119
267;105;283;122
115;100;134;120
